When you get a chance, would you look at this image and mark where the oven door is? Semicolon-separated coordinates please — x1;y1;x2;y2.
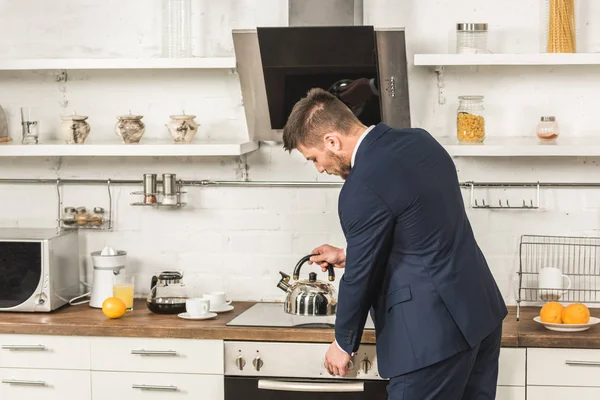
0;241;42;309
225;376;388;400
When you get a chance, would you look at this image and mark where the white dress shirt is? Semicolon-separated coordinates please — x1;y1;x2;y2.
335;125;375;356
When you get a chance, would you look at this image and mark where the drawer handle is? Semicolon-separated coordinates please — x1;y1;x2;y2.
2;344;47;351
131;349;178;356
132;384;179;392
258;380;364;393
565;360;600;366
2;379;47;386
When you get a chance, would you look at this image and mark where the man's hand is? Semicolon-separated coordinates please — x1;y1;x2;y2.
308;244;346;271
324;341;352;377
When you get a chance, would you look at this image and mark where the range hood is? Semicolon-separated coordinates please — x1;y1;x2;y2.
233;0;411;142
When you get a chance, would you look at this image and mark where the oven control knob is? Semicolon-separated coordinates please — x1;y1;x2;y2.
235;355;246;370
252;355;264;371
360;357;372;374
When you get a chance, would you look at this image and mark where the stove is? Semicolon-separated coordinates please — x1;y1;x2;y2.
226;302;375;330
224;303;386;399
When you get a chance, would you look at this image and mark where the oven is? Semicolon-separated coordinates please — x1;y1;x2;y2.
224;341;389;400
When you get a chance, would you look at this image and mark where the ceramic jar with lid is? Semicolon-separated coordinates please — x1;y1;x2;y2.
115;112;145;144
60;113;91;144
166;113;198;143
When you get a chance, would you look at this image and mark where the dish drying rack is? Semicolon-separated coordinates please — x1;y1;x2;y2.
517;234;600;320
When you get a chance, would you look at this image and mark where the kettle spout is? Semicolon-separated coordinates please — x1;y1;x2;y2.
277;271;291;292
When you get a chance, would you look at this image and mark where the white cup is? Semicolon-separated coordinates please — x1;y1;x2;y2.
204;292;232;311
186;298;210;317
538;267;572;301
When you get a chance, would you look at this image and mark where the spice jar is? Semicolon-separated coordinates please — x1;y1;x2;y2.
75;206;90;226
162;173;178;205
143;173;157;204
63;207;77;226
90;207;105;226
536;116;559;141
456;23;488;54
457;96;485;143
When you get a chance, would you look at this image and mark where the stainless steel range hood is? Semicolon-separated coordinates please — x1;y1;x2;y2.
233;0;410;142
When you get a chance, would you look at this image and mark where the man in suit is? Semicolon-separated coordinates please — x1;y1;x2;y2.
282;88;507;399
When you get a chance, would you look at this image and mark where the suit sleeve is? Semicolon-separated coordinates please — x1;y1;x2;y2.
335;185;395;354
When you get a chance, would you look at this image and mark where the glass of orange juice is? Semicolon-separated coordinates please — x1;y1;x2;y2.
113;275;135;311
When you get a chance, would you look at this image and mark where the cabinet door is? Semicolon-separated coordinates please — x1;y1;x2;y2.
528;386;600;400
496;386;525;400
91;337;223;374
498;348;526;386
0;334;90;370
528;348;600;387
0;368;90;400
92;372;223;400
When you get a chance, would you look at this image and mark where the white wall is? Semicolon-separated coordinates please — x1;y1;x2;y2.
1;0;599;304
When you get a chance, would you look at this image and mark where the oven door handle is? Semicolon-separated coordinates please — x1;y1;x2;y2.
258;380;364;393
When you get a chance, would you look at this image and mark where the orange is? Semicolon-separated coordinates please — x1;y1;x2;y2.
102;297;126;319
561;303;590;324
540;301;564;324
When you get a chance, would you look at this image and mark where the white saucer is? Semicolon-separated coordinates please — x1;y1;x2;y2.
533;316;600;332
210;305;234;313
178;312;217;320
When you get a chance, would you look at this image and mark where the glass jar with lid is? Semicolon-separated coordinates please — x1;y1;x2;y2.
75;206;89;226
536;116;559;141
63;207;77;226
90;207;105;227
456;23;488;54
457;96;485;143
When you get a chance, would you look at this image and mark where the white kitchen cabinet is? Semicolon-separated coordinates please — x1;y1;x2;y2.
528;386;600;399
498;348;526;386
528;348;600;387
496;386;525;400
0;368;90;400
91;371;223;400
0;334;90;370
91;337;224;374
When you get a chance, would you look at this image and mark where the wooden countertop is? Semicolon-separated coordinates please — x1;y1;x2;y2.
0;300;598;348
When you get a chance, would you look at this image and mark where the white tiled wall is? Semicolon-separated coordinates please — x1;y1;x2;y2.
1;0;600;303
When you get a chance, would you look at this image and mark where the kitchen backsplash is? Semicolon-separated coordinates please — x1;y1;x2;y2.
2;0;600;303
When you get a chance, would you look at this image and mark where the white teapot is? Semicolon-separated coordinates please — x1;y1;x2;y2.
166;113;198;143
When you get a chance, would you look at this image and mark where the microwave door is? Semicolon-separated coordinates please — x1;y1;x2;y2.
0;241;42;309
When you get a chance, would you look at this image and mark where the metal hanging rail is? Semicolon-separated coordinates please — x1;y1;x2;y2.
1;178;600;188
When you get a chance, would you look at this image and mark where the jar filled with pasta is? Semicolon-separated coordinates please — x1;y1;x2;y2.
457;96;485;143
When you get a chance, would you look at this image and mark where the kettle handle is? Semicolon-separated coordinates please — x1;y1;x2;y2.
150;275;158;295
293;254;335;282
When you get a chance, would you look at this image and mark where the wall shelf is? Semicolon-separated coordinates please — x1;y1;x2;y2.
437;136;600;157
0;57;237;71
0;140;258;157
414;53;600;67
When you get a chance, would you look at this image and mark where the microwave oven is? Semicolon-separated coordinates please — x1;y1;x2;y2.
0;228;80;312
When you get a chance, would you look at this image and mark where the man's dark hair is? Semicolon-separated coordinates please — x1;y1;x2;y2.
282;88;361;152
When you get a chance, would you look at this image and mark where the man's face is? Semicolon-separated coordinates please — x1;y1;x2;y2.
297;134;351;180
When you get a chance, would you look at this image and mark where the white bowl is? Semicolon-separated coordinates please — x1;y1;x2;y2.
533;316;600;332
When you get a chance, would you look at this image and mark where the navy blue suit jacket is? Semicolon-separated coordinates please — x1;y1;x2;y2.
335;124;507;379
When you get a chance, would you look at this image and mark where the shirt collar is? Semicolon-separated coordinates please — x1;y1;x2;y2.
351;125;375;168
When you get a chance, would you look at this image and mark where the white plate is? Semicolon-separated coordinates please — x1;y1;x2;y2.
210;305;234;313
178;312;217;320
533;316;600;332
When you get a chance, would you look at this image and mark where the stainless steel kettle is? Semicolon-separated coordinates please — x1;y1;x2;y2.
276;254;337;316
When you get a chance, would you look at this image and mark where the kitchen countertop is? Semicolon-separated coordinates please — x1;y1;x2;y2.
0;300;598;349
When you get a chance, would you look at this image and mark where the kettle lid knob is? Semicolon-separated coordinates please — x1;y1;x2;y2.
308;272;317;283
